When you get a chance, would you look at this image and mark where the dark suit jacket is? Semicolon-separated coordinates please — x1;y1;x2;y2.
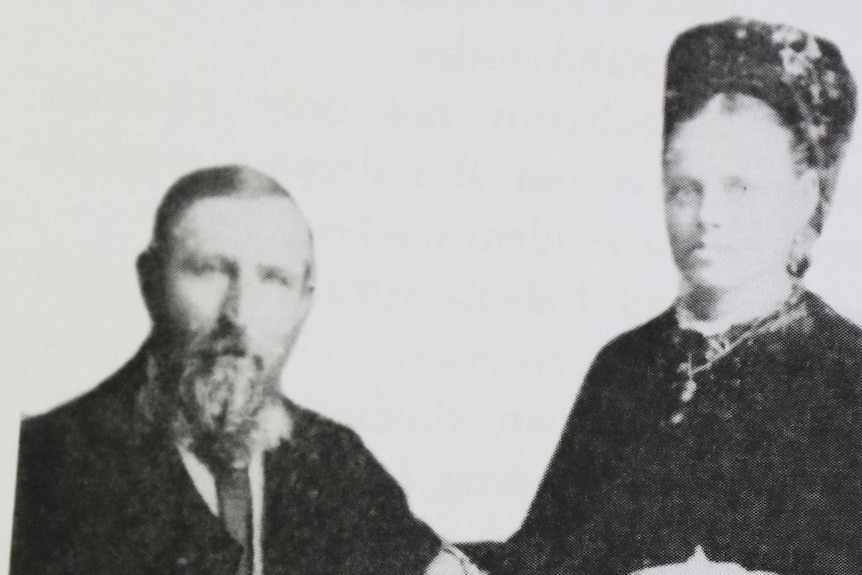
10;350;441;575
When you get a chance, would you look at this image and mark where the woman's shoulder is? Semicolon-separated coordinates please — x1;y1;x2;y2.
592;307;677;363
802;291;862;356
568;309;679;422
792;292;862;411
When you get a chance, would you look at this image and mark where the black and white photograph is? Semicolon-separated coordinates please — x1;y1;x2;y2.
4;1;862;574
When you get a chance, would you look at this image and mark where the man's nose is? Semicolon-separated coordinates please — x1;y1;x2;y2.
220;272;257;328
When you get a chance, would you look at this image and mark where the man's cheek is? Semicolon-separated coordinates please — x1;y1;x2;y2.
169;275;224;317
254;338;289;369
165;294;213;334
258;314;301;347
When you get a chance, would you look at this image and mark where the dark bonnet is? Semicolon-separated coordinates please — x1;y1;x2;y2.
665;17;856;168
664;16;857;232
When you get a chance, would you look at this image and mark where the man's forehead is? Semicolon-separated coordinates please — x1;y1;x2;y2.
167;196;311;264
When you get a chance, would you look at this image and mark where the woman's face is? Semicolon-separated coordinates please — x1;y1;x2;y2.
663;94;818;293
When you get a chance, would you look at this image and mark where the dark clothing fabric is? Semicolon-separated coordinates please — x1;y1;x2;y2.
497;291;862;575
10;350;440;575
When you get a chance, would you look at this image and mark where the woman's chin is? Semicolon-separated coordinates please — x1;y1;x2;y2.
680;264;742;293
683;258;794;290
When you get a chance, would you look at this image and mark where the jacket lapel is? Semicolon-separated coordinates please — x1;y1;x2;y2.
86;350;244;575
261;439;315;575
120;437;244;575
261;408;351;575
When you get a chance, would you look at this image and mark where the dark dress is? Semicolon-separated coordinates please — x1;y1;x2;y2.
10;349;441;575
495;291;862;575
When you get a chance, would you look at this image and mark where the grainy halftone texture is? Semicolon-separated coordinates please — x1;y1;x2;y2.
663;16;856;236
216;467;253;575
456;18;862;575
9;349;442;574
479;292;862;574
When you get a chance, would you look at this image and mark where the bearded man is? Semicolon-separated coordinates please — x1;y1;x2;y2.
10;165;479;575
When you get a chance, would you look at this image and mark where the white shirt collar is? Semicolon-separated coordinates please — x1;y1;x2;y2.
177;446;266;575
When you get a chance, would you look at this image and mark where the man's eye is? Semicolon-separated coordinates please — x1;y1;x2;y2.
185;259;222;275
261;269;294;287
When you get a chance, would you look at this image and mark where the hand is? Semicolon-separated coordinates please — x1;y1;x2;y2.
630;546;779;575
425;545;489;575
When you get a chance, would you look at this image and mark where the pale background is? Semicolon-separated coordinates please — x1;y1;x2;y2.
4;0;862;564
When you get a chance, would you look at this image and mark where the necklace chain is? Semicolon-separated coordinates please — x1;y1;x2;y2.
671;290;806;420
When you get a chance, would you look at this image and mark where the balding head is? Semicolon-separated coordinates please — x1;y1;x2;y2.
151;164;312;253
140;165;315;316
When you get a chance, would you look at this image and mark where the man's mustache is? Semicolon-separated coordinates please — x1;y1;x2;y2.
187;333;264;372
201;338;248;357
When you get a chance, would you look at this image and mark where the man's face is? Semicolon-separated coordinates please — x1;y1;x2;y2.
147;195;312;460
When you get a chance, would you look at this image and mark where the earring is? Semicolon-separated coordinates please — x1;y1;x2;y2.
787;256;809;278
786;233;810;278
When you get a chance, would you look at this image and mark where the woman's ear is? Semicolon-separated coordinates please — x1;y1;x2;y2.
798;168;821;224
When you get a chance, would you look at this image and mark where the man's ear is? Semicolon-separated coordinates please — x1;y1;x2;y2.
298;261;316;322
137;248;163;323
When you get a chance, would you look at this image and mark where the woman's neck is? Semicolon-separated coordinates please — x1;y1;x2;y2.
678;271;798;331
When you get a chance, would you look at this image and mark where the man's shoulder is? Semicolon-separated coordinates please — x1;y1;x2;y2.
19;350;148;453
272;399;412;493
279;399;373;459
265;403;441;574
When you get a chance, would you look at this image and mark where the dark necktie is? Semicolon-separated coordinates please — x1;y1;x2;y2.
216;466;254;575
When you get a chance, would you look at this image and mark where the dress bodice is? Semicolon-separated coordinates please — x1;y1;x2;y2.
504;291;862;575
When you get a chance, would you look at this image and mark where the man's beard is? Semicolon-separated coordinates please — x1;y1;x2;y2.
177;353;269;468
148;330;291;470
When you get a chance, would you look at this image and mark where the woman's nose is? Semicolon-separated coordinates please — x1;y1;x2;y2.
697;185;729;228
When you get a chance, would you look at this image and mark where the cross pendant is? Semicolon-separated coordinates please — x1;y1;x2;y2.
680;377;697;403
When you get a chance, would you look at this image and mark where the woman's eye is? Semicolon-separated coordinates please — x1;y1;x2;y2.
726;179;749;195
667;181;701;203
